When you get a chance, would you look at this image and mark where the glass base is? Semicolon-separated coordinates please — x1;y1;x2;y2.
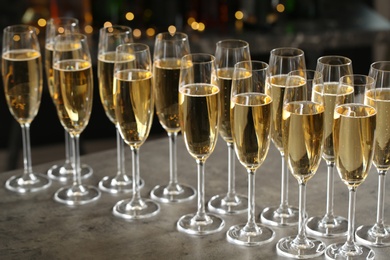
113;198;160;220
356;224;390;247
306;215;348;238
150;183;196;203
277;236;326;259
177;213;225;236
325;242;375;259
5;173;51;193
47;163;93;182
260;205;300;227
54;185;101;206
207;194;248;215
99;175;145;194
226;223;274;246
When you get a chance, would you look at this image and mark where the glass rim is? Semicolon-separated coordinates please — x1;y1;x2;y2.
216;39;249;49
270;47;304;58
100;25;132;34
116;42;149;53
47;17;79;24
181;53;215;64
235;60;268;71
339;74;375;86
155;31;188;41
317;55;352;67
370;61;390;72
3;24;38;34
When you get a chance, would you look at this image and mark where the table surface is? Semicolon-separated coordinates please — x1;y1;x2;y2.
0;136;389;260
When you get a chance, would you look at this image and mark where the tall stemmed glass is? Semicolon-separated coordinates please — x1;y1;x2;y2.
261;47;305;226
208;39;250;215
150;32;196;203
325;75;376;259
356;61;390;247
306;55;352;237
112;43;160;219
177;53;225;235
276;70;326;258
227;61;275;246
45;17;93;182
52;33;101;205
97;25;141;194
2;25;51;193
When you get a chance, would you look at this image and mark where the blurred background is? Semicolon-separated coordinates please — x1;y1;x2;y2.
0;0;389;171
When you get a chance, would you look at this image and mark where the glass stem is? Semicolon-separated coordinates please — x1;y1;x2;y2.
325;160;335;218
65;130;71;165
130;146;144;207
280;152;289;209
21;124;33;176
343;187;357;250
244;169;257;231
374;170;387;230
71;134;82;187
116;127;125;176
195;159;207;220
168;132;179;186
226;142;236;199
294;182;308;244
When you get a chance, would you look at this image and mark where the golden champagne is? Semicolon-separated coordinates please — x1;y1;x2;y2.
153;58;181;132
53;59;93;136
333;104;376;188
179;83;219;160
218;67;234;143
44;43;55;98
231;93;272;171
312;82;354;161
114;69;154;148
282;101;325;184
2;49;42;124
366;89;390;171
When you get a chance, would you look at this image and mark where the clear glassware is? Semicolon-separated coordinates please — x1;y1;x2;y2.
276;70;326;258
226;60;275;246
150;32;196;203
52;33;101;205
112;43;160;219
2;25;51;193
261;47;305;226
306;55;352;237
44;17;93;182
325;75;376;259
355;61;390;247
208;39;250;215
177;53;225;235
97;25;144;194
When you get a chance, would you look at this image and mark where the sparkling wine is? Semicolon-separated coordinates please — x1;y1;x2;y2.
53;59;93;136
282;101;325;184
333;104;376;188
179;83;219;160
153;58;181;132
2;49;42;124
218;67;234;143
231;93;272;170
114;69;154;148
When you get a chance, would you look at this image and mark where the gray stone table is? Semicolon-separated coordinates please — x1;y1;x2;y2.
0;136;389;259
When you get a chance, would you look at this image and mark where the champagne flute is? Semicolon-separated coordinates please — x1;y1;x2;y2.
306;55;352;237
177;53;225;235
356;61;390;247
276;69;326;258
2;24;51;193
52;33;101;205
44;17;93;182
150;32;196;203
325;75;376;259
261;47;305;226
227;60;275;246
112;43;160;219
97;25;143;194
208;39;250;215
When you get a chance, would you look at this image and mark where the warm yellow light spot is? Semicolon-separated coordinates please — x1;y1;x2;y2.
168;25;176;34
187;17;195;26
13;35;20;42
57;27;64;34
37;18;46;27
276;4;285;13
84;25;93;34
191;22;199;30
198;22;205;32
85;13;93;23
125;12;134;21
104;21;112;28
235;11;244;20
146;28;155;37
133;29;142;38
